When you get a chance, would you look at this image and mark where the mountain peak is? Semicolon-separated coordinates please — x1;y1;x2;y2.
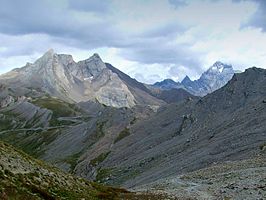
153;78;181;90
92;53;100;58
181;75;192;84
44;48;55;56
47;48;54;53
213;61;224;66
209;61;232;73
88;53;102;61
34;49;56;65
154;79;177;85
162;79;176;83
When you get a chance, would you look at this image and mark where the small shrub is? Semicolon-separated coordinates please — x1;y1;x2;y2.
90;152;111;167
114;128;130;143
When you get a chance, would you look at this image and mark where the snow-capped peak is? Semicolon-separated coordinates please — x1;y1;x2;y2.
209;61;233;73
211;61;224;73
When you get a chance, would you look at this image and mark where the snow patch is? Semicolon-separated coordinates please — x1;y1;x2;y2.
84;76;94;81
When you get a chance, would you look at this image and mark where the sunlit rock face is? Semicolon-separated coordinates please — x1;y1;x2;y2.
0;49;136;108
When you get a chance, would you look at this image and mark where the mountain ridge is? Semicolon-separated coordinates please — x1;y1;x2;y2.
79;66;266;187
152;61;236;96
0;50;165;108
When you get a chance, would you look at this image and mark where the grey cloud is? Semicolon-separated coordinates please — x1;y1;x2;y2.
68;0;112;12
168;65;180;76
241;0;266;31
0;0;119;49
249;1;266;31
140;23;188;38
0;0;191;53
0;0;207;76
119;38;203;73
168;65;201;81
168;0;188;8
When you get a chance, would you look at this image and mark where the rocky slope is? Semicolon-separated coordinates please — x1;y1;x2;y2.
1;141;180;200
152;61;235;96
134;156;266;200
146;87;196;104
79;67;266;187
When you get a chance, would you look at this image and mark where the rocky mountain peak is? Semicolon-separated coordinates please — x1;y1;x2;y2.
41;48;55;59
153;79;181;89
0;50;141;108
208;61;232;73
46;48;55;54
72;53;106;79
35;49;55;63
152;61;235;96
212;61;225;67
85;53;103;63
91;53;101;59
181;75;192;85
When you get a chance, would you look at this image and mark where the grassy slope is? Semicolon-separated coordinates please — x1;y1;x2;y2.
0;141;130;200
0;141;178;200
0;97;85;160
31;97;81;126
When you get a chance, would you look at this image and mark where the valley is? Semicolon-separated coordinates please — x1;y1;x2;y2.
0;51;265;199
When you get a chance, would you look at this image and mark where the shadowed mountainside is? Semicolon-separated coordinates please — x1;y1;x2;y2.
76;67;266;187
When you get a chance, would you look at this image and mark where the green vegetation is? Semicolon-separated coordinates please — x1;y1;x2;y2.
114;128;130;143
96;120;106;137
88;120;107;145
0;110;26;131
130;117;137;125
96;168;114;183
32;97;81;126
0;141;131;200
0;129;60;158
95;166;143;186
23;111;42;128
63;151;84;172
260;143;266;151
90;151;111;167
0;117;14;131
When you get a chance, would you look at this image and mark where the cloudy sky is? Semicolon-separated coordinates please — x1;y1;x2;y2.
0;0;266;83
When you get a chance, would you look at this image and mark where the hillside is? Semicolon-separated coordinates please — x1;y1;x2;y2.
78;67;266;187
0;141;129;199
1;141;182;200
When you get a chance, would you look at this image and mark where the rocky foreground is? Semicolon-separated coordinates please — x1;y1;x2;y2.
134;156;266;200
0;141;178;200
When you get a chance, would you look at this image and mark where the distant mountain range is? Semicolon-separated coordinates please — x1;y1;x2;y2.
153;61;237;96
